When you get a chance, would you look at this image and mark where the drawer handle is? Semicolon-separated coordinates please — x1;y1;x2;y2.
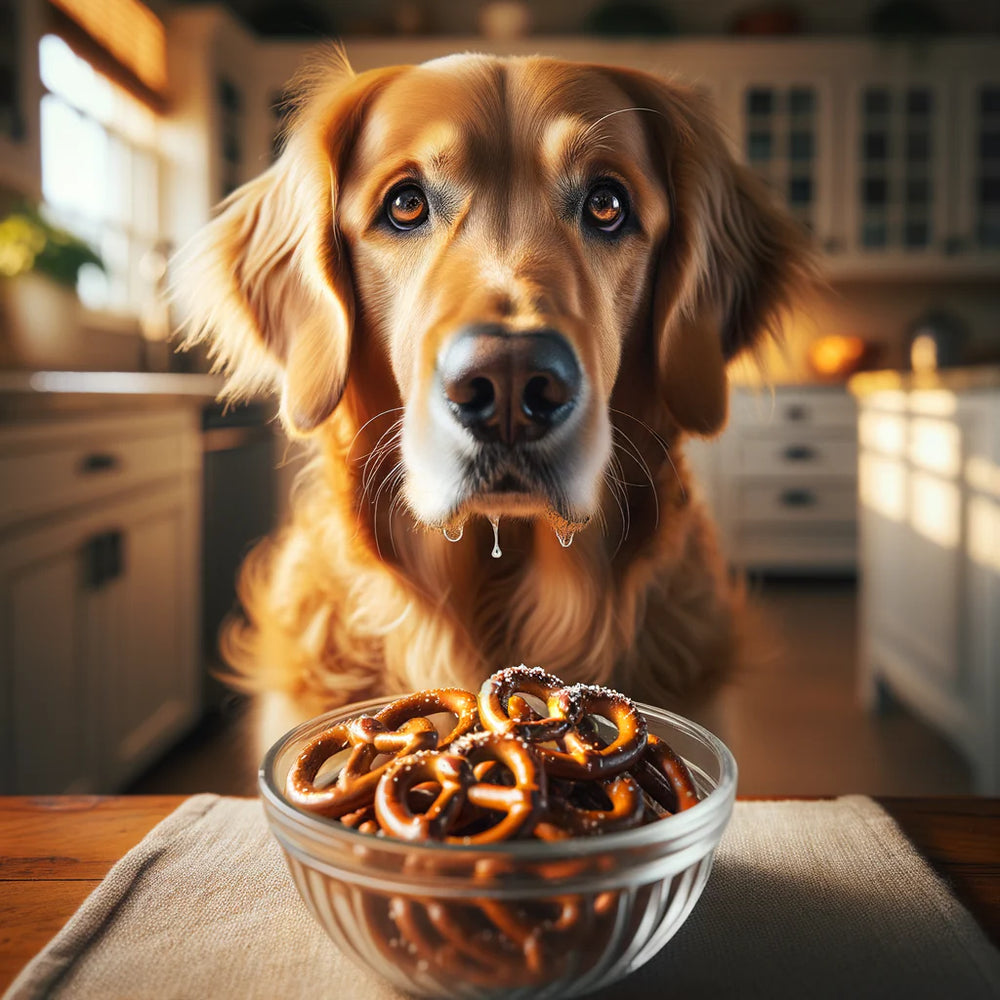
785;404;809;422
79;452;121;474
783;445;816;462
84;530;125;589
780;488;817;507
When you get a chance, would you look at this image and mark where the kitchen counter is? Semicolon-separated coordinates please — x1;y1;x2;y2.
0;370;226;423
1;795;997;992
849;366;1000;396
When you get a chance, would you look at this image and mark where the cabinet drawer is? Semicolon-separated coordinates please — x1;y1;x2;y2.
731;388;856;428
734;521;857;571
739;481;858;522
740;437;858;477
0;411;199;528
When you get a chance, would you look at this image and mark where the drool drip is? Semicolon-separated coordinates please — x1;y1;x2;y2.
555;529;575;548
443;525;464;543
488;515;502;559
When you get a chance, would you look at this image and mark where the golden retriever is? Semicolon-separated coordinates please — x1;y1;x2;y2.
177;50;808;748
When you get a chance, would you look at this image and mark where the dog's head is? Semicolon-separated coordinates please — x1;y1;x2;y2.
179;52;806;535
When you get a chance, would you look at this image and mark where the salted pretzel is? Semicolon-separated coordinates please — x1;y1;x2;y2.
285;715;438;818
478;666;583;741
384;897;529;988
480;670;648;781
375;688;480;748
375;732;546;844
534;773;646;840
633;733;700;814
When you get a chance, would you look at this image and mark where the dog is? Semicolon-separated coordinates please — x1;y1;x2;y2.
177;50;808;750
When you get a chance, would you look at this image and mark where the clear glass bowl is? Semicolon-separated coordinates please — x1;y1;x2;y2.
259;697;737;1000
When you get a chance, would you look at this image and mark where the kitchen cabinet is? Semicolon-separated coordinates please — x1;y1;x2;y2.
730;74;836;249
853;373;1000;793
0;409;202;793
954;75;1000;255
238;35;999;281
687;385;857;573
841;77;951;262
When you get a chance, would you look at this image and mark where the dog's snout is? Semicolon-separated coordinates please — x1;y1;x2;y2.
438;325;581;444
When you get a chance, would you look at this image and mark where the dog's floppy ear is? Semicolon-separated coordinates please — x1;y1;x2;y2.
608;69;811;435
176;55;398;435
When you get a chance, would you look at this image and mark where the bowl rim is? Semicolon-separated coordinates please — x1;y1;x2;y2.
259;695;738;860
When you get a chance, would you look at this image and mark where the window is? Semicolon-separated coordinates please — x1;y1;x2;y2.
39;33;162;315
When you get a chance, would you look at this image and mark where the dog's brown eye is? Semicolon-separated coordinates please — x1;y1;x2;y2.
584;184;627;233
386;184;429;230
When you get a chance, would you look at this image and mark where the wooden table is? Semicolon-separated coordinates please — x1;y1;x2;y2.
1;796;998;991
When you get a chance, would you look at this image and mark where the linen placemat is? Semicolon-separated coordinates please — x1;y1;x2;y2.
6;795;999;999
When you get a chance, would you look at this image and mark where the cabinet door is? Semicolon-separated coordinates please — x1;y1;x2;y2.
0;482;201;793
842;78;951;264
0;515;98;793
953;75;1000;258
93;485;201;790
736;78;834;247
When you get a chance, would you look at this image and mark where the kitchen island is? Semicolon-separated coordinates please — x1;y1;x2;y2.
851;367;1000;794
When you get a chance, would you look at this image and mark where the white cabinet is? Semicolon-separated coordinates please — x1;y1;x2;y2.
854;379;1000;793
688;385;857;573
842;77;951;262
0;408;202;793
242;36;1000;280
728;74;837;249
724;43;999;276
954;76;1000;255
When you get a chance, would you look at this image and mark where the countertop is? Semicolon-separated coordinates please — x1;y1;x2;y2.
1;795;997;992
0;370;226;422
849;366;1000;396
0;370;224;397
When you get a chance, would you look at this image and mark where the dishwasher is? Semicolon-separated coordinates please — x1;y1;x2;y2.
201;401;278;710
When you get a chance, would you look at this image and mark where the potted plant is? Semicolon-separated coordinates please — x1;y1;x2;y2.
0;202;103;369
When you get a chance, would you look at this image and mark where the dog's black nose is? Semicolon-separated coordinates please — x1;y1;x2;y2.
438;325;582;444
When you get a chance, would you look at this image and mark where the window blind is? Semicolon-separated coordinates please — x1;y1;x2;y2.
46;0;167;112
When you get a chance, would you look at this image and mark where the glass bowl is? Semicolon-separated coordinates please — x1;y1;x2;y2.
259;697;737;1000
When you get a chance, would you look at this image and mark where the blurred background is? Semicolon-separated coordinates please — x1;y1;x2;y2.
1;0;998;798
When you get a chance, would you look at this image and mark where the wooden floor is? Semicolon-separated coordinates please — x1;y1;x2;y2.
129;578;973;798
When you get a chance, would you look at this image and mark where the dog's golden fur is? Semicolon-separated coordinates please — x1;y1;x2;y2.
178;51;808;743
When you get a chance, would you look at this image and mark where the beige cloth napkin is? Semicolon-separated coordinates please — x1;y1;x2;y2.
6;795;999;1000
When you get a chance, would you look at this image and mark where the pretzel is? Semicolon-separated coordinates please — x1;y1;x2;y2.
534;773;646;840
376;732;547;844
478;666;583;741
375;688;480;748
285;715;437;818
633;733;700;814
373;750;472;841
537;684;648;780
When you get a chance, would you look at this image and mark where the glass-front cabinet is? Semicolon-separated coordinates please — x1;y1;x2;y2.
738;79;834;249
847;82;947;256
728;43;999;278
954;76;1000;256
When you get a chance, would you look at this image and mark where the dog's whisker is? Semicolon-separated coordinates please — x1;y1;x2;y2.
359;420;404;496
386;466;409;558
346;407;405;463
609;407;671;457
357;418;403;472
610;428;658;488
611;429;660;533
603;458;631;558
358;414;404;462
360;425;403;505
610;407;687;502
579;106;663;143
371;458;405;563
